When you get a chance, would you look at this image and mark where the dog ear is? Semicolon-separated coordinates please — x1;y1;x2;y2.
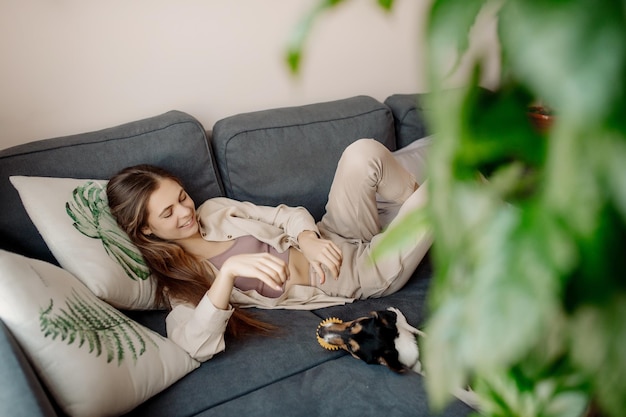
377;352;407;373
374;310;398;329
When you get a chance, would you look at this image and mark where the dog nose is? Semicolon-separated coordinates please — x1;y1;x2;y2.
317;324;345;344
317;325;332;338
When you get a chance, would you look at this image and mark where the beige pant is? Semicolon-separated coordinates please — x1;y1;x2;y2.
316;139;432;299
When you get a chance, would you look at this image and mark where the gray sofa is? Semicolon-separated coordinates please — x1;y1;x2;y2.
0;94;473;417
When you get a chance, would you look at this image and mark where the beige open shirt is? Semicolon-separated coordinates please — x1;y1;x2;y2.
165;197;354;362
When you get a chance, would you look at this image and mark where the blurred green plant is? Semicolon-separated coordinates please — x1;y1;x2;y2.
288;1;626;416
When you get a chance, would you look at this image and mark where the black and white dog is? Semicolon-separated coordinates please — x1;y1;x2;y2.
316;307;424;373
317;307;478;408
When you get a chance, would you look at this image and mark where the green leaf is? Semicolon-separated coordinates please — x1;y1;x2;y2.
377;0;394;11
426;0;489;83
67;181;150;281
39;289;157;365
498;0;626;126
569;297;626;417
286;49;301;74
460;84;546;175
423;296;469;410
471;366;589;417
286;0;346;75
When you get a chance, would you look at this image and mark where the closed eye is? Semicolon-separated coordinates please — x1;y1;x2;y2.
160;190;187;219
162;209;173;218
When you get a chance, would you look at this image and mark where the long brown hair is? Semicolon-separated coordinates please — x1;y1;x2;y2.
106;164;272;336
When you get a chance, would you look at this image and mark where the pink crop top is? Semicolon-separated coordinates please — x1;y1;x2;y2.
208;235;289;298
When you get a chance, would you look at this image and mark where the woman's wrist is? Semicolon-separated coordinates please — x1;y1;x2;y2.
297;230;319;243
208;270;236;310
216;264;237;283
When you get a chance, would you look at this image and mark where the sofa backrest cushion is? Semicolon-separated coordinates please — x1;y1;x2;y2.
211;96;396;221
384;93;433;149
0;110;221;264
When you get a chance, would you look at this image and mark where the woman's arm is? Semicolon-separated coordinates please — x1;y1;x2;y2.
166;293;233;362
166;253;289;361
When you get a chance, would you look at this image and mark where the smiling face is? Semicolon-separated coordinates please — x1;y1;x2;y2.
141;178;199;241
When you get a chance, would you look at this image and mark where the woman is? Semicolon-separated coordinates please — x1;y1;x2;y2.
106;139;432;361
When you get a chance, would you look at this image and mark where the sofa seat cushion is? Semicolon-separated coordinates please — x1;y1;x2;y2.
126;309;343;417
197;355;473;417
211;96;396;221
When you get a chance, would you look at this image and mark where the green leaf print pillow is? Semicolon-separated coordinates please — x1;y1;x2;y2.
0;250;199;417
10;176;157;310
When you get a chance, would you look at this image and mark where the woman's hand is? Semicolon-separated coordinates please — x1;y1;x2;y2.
222;253;289;290
297;231;342;284
208;253;289;309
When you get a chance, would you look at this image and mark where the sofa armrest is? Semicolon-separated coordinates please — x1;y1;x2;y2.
0;320;57;417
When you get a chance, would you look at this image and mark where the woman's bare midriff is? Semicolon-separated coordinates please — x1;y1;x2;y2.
286;247;312;291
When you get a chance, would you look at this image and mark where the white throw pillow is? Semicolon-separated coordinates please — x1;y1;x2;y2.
392;135;432;184
0;250;199;417
378;135;433;227
10;176;157;310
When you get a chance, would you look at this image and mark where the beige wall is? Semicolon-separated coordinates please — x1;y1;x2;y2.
0;0;500;150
